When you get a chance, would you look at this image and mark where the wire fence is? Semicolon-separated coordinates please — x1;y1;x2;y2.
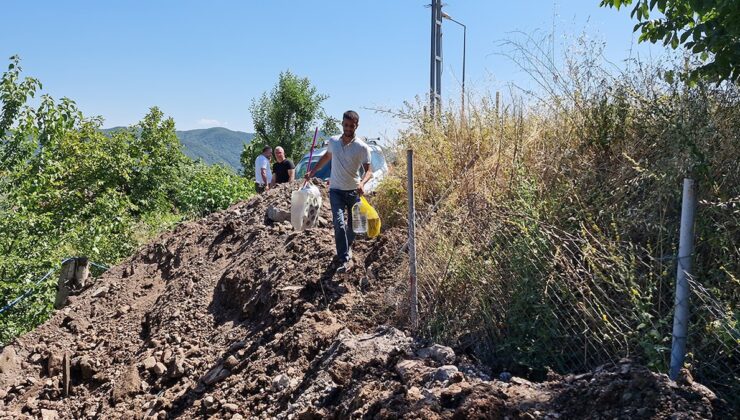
404;199;738;407
0;257;109;345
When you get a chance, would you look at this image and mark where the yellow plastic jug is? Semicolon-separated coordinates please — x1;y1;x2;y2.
359;196;381;238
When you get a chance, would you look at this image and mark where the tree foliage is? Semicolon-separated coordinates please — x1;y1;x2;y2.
0;57;253;344
600;0;740;83
240;70;338;176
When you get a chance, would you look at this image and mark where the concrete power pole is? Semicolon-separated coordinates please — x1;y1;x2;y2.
429;0;442;117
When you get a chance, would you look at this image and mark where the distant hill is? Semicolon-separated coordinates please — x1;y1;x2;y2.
101;127;254;172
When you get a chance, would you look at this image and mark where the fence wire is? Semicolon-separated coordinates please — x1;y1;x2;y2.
406;200;738;407
0;257;109;345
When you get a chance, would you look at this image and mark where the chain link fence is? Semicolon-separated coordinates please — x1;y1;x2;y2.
405;197;738;407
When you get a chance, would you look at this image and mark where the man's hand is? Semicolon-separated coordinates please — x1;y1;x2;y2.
356;182;365;196
304;169;313;180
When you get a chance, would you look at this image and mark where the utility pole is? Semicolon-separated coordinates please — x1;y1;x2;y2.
429;0;442;117
442;12;466;118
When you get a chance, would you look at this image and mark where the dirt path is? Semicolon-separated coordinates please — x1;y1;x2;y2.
0;182;728;419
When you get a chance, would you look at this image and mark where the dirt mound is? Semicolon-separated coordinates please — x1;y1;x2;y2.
0;182;729;419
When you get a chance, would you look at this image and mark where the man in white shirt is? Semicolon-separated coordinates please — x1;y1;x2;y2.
305;111;372;273
254;146;273;193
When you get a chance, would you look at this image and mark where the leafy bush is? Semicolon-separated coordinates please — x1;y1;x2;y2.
0;57;254;345
177;162;254;217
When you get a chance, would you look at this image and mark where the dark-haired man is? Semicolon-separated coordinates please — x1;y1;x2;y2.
305;110;372;273
254;146;272;193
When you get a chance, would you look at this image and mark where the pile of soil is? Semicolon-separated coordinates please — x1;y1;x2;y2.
0;182;729;419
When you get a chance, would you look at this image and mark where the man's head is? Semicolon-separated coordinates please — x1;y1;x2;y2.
262;145;273;159
274;146;286;162
342;110;359;138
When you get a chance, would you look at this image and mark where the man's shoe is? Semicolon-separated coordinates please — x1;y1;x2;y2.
336;260;354;273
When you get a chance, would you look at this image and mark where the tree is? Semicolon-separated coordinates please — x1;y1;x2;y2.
600;0;740;83
0;56;256;345
1;55;41;173
241;71;338;176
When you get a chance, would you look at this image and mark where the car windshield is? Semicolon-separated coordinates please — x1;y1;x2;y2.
295;157;331;180
295;148;386;180
371;149;386;170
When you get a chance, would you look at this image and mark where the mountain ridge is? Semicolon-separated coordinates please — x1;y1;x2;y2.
101;126;254;172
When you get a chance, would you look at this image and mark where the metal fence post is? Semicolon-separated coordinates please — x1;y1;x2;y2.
669;178;697;380
407;149;419;330
54;257;89;309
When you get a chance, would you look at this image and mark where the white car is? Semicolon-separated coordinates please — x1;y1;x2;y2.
294;137;389;193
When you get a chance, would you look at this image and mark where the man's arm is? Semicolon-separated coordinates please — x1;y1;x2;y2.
357;162;372;195
287;169;295;182
260;167;269;189
305;152;332;179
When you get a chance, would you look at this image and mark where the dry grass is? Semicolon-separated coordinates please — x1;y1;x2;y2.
376;42;739;406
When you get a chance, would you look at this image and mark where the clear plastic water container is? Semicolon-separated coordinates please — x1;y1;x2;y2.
352;202;368;234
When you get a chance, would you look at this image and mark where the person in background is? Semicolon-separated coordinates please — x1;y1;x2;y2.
270;146;295;187
305;110;372;273
254;146;273;193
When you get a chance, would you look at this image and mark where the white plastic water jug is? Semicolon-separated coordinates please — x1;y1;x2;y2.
291;185;321;231
351;202;368;234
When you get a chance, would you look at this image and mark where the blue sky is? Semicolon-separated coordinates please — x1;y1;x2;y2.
1;1;664;140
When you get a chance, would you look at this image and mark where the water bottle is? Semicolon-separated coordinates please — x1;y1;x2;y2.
352;202;367;234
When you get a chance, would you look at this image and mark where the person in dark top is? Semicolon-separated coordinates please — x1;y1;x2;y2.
271;146;295;185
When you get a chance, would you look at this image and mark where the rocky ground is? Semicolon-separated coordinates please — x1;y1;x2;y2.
0;181;730;419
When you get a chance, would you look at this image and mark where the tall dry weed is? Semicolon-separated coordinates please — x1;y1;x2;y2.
376;38;739;406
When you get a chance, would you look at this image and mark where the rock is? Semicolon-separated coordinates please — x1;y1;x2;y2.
328;361;353;386
271;374;290;391
167;356;185;379
620;363;632;375
511;377;533;386
78;356;96;380
407;386;423;401
111;365;141;402
202;395;216;410
231;415;244;420
0;346;21;384
143;356;157;370
223;403;239;412
690;381;718;401
91;286;109;298
228;341;247;353
434;365;459;382
62;314;90;333
115;305;131;317
395;359;433;384
152;363;167;377
267;206;291;222
40;409;59;420
225;355;239;369
499;371;512;382
202;366;230;385
417;344;455;364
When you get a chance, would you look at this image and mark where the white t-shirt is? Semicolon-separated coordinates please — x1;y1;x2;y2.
328;136;371;191
254;154;272;185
